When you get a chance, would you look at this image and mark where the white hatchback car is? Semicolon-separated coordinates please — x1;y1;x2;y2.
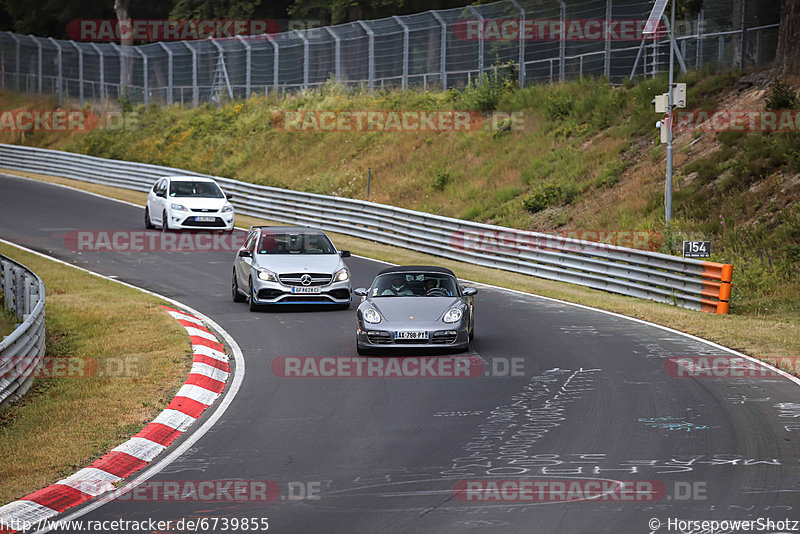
145;176;235;232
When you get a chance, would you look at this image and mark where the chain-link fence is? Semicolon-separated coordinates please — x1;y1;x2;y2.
0;0;781;107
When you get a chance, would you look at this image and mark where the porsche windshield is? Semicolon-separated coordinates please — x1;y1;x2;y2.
371;273;459;297
169;181;224;198
257;232;336;255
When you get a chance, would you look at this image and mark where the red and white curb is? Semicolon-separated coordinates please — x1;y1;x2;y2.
0;306;230;533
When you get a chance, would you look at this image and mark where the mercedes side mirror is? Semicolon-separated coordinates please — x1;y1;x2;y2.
238;250;252;258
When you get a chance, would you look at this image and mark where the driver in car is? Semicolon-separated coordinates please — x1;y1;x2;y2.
423;277;451;296
382;275;415;296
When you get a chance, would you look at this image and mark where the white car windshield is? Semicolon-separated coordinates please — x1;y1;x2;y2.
257;232;336;255
371;273;458;297
169;181;224;198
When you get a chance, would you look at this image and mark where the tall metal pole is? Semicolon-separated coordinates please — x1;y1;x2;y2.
665;0;675;225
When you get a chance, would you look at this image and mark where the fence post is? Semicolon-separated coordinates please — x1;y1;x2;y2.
755;28;761;65
136;48;148;105
431;11;447;90
356;21;375;90
324;27;341;83
696;10;703;68
235;36;252;98
739;0;747;70
71;41;84;107
268;36;279;95
558;0;566;83
604;0;612;78
89;43;104;108
110;43;126;102
509;0;526;88
157;43;173;105
467;7;484;84
47;37;63;106
718;35;724;65
292;29;310;90
392;17;409;90
180;42;198;107
31;35;42;94
9;33;20;91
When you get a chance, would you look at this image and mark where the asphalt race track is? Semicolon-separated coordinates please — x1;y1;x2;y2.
2;173;800;534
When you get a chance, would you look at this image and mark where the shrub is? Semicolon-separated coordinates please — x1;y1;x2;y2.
431;169;452;190
522;184;575;213
765;81;798;111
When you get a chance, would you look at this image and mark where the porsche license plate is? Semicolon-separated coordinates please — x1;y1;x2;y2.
395;331;428;340
292;286;321;294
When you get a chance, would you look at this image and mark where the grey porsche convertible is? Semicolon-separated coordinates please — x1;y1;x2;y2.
354;266;477;355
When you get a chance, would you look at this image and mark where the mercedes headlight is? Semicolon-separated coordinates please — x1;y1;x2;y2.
443;307;463;323
258;269;278;282
221;203;234;213
170;203;188;211
334;268;349;282
363;308;381;324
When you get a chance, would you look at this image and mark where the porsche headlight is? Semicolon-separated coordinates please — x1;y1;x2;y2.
258;269;278;282
334;268;349;282
363;308;381;324
170;203;188;211
443;307;463;323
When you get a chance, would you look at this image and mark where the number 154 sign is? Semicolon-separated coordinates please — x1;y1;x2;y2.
683;240;711;258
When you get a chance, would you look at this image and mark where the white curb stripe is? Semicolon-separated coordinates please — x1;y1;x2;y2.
151;409;197;432
57;469;121;497
174;383;218;405
185;327;218;342
192;344;228;362
111;437;167;463
189;362;229;382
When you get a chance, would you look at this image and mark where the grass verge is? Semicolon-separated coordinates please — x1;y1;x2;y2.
0;307;17;337
0;241;191;505
4;169;798;378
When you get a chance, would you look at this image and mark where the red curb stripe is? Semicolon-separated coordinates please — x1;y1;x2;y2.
193;354;231;372
166;396;209;418
89;451;148;478
190;336;225;352
24;484;93;513
185;373;226;394
133;422;184;447
178;319;211;333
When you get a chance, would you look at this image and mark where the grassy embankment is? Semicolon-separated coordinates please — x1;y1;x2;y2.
0;243;191;505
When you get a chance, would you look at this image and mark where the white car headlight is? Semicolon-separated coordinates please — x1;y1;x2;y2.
258;269;278;282
334;268;349;282
443;307;463;323
170;203;188;211
363;308;381;324
221;203;234;213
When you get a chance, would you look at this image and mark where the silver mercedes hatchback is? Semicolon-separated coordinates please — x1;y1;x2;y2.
232;226;352;310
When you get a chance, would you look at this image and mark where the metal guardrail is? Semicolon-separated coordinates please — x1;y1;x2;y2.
0;143;732;313
0;254;46;409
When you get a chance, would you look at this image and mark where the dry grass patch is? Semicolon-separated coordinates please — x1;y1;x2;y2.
0;242;191;505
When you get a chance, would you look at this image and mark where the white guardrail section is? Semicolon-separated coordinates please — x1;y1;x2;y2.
0;253;46;408
0;143;733;314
